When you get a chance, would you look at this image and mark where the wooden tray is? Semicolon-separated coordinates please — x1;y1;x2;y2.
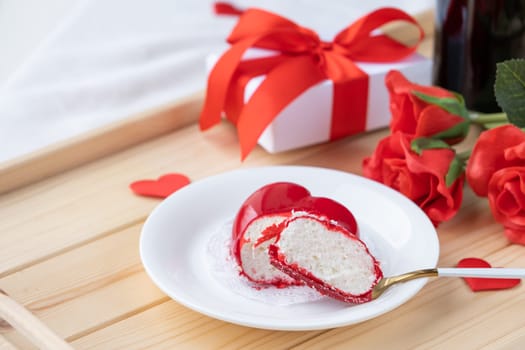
0;93;203;194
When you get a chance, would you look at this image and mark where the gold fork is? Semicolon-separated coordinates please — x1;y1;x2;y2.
371;267;525;300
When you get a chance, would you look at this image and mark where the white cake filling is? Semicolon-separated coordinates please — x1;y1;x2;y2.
277;217;376;295
240;214;296;284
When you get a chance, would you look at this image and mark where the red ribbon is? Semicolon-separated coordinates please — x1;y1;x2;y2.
213;2;244;16
200;8;424;159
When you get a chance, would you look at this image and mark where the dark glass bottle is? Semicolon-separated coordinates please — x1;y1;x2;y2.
433;0;525;113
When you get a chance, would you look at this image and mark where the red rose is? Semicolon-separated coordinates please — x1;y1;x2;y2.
386;70;467;143
363;131;464;225
466;125;525;245
466;125;525;196
487;167;525;245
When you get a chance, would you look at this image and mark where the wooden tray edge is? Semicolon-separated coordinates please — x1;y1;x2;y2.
0;92;203;194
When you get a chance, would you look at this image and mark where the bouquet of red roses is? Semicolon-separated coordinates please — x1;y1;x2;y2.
363;59;525;244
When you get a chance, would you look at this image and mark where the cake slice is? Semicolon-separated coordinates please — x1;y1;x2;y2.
237;212;299;287
232;182;358;287
268;214;382;303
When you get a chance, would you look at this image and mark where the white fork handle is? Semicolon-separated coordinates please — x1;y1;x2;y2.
437;268;525;279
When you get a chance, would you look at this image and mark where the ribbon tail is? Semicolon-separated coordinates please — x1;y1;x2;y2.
199;38;259;130
236;56;325;160
213;2;244;16
224;55;290;125
223;68;253;126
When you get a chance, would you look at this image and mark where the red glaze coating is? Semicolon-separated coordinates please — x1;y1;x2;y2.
232;182;358;266
268;216;382;304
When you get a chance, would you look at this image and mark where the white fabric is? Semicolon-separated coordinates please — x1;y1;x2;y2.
0;0;433;163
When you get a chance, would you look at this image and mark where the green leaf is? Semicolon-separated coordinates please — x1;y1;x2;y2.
445;156;465;187
452;91;465;105
410;138;464;186
413;91;470;120
411;137;452;155
432;120;471;140
495;59;525;127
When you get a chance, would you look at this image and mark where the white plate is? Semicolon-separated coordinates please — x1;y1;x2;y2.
140;166;439;330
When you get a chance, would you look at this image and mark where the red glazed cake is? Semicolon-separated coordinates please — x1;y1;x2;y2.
232;182;358;287
268;214;383;304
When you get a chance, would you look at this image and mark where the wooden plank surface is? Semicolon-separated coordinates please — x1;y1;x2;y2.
1;119;525;349
0;335;16;350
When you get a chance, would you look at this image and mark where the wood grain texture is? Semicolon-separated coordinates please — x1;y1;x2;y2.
0;120;353;278
0;289;73;349
2;121;525;349
0;334;16;350
71;300;326;350
0;123;383;349
0;225;166;344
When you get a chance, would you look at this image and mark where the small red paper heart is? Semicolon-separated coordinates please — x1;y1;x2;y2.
457;257;521;292
130;173;190;198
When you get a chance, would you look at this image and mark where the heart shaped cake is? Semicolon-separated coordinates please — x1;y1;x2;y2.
231;182;365;289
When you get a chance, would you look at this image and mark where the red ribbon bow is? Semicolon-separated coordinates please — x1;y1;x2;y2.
200;8;424;159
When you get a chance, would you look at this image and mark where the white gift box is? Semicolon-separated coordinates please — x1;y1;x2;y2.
206;52;432;153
